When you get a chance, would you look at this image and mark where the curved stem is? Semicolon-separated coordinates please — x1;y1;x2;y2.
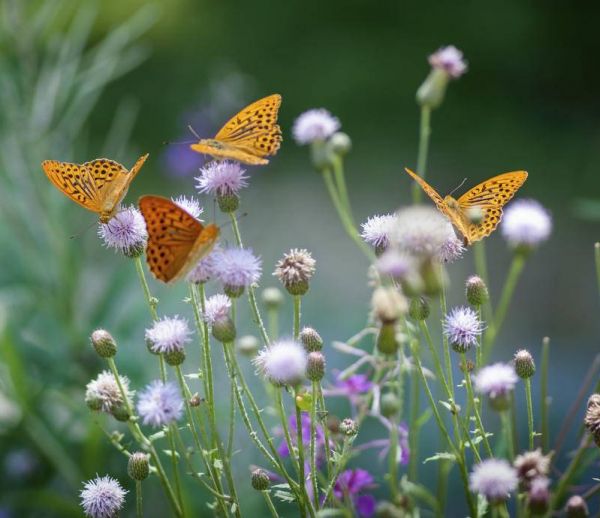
263;491;280;518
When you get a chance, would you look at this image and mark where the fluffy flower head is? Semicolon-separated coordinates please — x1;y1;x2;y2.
428;45;468;78
195;161;248;196
203;294;231;326
473;363;519;398
172;195;203;219
137;381;184;428
212;247;262;289
98;206;147;257
273;249;316;288
145;316;192;354
254;339;307;386
80;475;127;518
85;370;133;413
293;108;340;144
361;214;395;250
469;459;518;502
443;306;484;351
376;249;416;279
501;199;552;248
186;245;220;284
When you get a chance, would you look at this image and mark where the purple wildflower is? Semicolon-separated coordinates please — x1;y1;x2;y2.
98;205;147;258
137;381;184;428
501;199;552;248
212;247;262;290
202;294;231;326
293;109;340;145
469;459;518;503
172;195;203;219
80;475;127;518
333;469;377;517
443;306;484;352
277;412;325;457
195;161;248;196
360;214;395;251
428;45;468;78
145;316;192;354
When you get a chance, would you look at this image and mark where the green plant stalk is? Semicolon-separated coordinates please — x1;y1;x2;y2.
473;242;494;324
294;296;301;339
439;287;455;401
318;386;333;478
294;388;316;518
595;243;600;297
550;436;593;510
420;322;451;399
275;389;300;475
263;491;280;518
525;379;535;450
540;337;550;452
321;438;352;504
168;423;184;514
310;380;319;509
408;343;420;482
331;155;354;222
412;105;431;204
389;416;399;496
501;410;515;461
136;481;143;518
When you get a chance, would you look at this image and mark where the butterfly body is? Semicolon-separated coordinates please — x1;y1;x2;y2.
405;168;528;245
42;154;148;223
139;195;220;284
190;94;282;165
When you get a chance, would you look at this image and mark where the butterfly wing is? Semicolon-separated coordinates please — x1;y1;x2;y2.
457;171;528;243
139;196;219;283
42;160;102;213
191;94;282;165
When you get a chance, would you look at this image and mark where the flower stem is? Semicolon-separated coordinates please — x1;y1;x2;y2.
310;380;319;509
168;423;184;514
294;296;301;339
540;337;550;452
501;409;515;461
439;288;455;401
134;256;158;320
331;155;353;222
408;343;420;482
318;386;333;478
294;389;314;517
263;491;280;518
389;416;400;495
595;243;600;298
136;480;143;518
525;378;535;450
412;105;431;204
275;388;300;474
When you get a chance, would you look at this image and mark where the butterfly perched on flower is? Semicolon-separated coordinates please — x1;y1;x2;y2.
190;94;282;165
405;168;528;245
138;196;219;283
42;155;148;223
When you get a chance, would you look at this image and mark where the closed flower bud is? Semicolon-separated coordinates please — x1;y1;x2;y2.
466;276;489;306
300;327;323;352
328;132;352;156
86;394;104;412
377;322;399;355
514;349;535;379
111;403;131;422
306;352;326;381
527;477;549;515
128;452;150;481
212;316;236;343
420;258;447;296
237;335;260;356
164;349;186;366
217;193;239;213
566;495;589;518
584;393;600;446
339;418;358;436
416;67;450;109
262;287;284;310
91;329;117;358
251;469;270;491
466;206;485;225
459;359;475;373
409;297;430;321
380;392;401;418
372;287;407;324
189;393;202;407
224;284;245;298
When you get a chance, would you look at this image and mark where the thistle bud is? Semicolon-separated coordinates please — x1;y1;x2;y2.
409;297;430;321
212;316;237;344
380;392;401;418
300;327;323;352
465;276;489;306
224;284;245;298
339;418;358;437
189;393;202;407
372;287;407;324
85;394;103;412
237;335;260;356
128;452;150;481
306;352;326;381
584;393;600;447
164;349;186;366
420;258;446;296
251;469;270;491
527;477;549;515
328;132;352;156
91;329;117;358
262;287;284;310
376;322;399;355
416;68;450;109
514;349;535;379
111;403;131;422
459;359;475;373
217;193;239;213
565;495;589;518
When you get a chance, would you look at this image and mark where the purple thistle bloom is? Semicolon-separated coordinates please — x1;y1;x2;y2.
195;161;249;196
186;245;220;284
254;339;307;386
202;294;231;326
98;205;147;258
443;306;484;351
293;109;340;145
376;249;416;279
473;363;519;399
501;199;552;248
469;459;518;502
277;412;325;457
145;316;192;354
137;381;184;428
333;469;377;517
360;214;395;250
212;247;262;289
80;475;127;518
172;195;203;220
428;45;468;78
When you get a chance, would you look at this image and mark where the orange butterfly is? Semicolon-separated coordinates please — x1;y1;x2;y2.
138;196;220;283
405;168;528;245
42;155;148;223
190;94;282;165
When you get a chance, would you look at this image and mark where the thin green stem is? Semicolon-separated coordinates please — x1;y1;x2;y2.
294;389;314;517
501;410;515;461
134;256;158;320
168;423;184;514
473;242;493;325
275;389;300;474
136;480;143;518
331;155;353;221
420;321;451;399
541;337;550;452
439;288;455;401
412;105;431;204
595;243;600;298
408;343;420;482
318;387;333;478
551;436;593;510
310;381;319;509
389;416;400;496
263;491;280;518
525;378;535;450
294;296;301;339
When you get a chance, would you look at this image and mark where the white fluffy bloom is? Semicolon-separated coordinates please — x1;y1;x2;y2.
137;381;184;428
292;109;340;144
145;316;192;354
469;459;518;502
172;195;203;220
254;340;307;386
85;370;133;413
80;475;127;518
501;199;552;248
361;214;395;250
473;363;519;398
203;294;231;326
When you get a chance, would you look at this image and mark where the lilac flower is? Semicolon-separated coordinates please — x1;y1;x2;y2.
443;306;484;352
469;459;518;503
80;475;127;518
293;109;340;144
336;374;374;395
473;363;519;399
501;199;552;248
137;381;184;428
254;339;307;386
98;205;147;258
195;161;248;196
85;370;133;413
333;469;376;517
202;294;231;326
277;412;325;457
428;45;468;78
186;245;220;284
360;214;395;251
212;247;262;290
145;316;192;354
438;234;465;263
172;195;203;219
376;249;416;279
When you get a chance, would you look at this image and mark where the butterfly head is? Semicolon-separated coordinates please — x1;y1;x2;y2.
443;195;460;210
191;139;224;152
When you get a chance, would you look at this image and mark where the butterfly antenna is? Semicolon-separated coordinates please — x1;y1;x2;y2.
218;212;248;231
161;139;196;146
69;219;97;240
187;125;201;139
448;177;468;197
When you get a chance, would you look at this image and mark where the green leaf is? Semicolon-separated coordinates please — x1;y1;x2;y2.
476;494;488;517
415;408;433;428
162;449;180;459
423;452;456;464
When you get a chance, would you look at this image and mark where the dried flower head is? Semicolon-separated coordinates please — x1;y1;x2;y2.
514;449;551;489
98;205;147;258
145;316;192;354
273;248;316;295
299;327;323;352
293;108;340;145
253;339;307;386
137;381;184;428
195;160;248;196
565;495;589;517
428;45;468;78
501;199;552;249
443;306;484;352
212;247;262;295
80;475;127;518
361;214;395;253
172;195;203;220
585;393;600;446
306;351;326;381
469;458;518;503
85;370;133;414
527;477;550;515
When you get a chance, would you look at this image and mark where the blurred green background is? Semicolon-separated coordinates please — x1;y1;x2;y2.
1;0;599;515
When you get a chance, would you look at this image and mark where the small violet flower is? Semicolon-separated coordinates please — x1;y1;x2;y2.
501;199;552;249
80;475;127;518
333;469;377;517
202;294;231;326
254;339;307;386
293;109;340;145
98;205;147;258
277;412;325;458
473;363;519;399
145;316;192;354
360;214;395;252
469;459;518;503
186;245;221;284
137;381;184;428
212;247;262;292
195;161;248;196
428;45;468;78
172;195;203;219
443;306;484;352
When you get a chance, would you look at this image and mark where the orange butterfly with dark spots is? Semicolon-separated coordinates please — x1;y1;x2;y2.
42;155;148;223
138;196;219;284
190;94;282;165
